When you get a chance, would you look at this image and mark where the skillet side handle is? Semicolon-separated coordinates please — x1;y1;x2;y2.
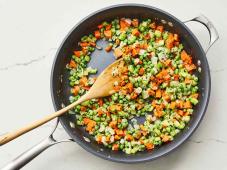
1;135;72;170
184;14;219;53
1;136;56;170
1;119;73;170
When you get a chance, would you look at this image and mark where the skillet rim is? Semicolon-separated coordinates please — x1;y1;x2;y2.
50;3;211;163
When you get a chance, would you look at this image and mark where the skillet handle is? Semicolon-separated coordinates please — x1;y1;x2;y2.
1;120;73;170
184;14;219;53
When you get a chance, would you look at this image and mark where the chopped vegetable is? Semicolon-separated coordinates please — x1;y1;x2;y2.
66;18;199;154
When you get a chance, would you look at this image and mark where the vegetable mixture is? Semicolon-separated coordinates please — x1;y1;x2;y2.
66;18;199;154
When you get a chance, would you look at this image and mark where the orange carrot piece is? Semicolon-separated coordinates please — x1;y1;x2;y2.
69;60;77;68
105;24;112;30
156;89;162;98
74;50;82;57
112;144;119;151
170;102;176;109
145;143;154;150
94;30;101;39
125;134;133;141
132;19;139;27
105;45;112;52
73;86;80;96
156;25;164;32
132;28;140;36
104;30;112;38
162;135;170;142
80;106;87;112
183;101;192;109
113;48;123;58
139;67;145;75
79;77;88;86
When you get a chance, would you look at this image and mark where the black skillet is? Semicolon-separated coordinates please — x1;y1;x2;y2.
1;4;219;170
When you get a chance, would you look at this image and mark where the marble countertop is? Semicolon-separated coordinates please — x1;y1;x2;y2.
0;0;226;170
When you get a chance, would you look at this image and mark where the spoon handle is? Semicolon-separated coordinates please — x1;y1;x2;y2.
0;94;89;146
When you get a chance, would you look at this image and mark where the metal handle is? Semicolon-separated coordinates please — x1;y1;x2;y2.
184;14;219;53
1;119;72;170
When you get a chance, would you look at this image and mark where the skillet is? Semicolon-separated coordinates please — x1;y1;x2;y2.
1;4;219;170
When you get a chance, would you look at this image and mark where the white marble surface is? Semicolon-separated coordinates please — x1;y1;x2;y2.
0;0;226;169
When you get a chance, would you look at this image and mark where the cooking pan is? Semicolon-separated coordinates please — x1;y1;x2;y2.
1;4;219;170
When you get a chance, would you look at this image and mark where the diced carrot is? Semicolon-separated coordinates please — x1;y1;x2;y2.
81;48;87;54
131;93;138;99
94;30;101;39
113;85;121;91
185;77;191;84
114;135;121;140
174;74;179;81
113;48;123;58
150;22;156;29
104;30;112;38
156;25;164;32
170;102;176;109
109;121;117;128
109;104;122;112
79;77;88;86
97;109;104;116
125;134;133;141
162;135;170;142
89;42;96;47
131;48;140;57
126;83;133;93
154;110;163;118
177;100;184;109
136;103;144;110
156;69;168;79
98;98;104;106
164;59;172;66
96;135;102;144
156;89;162;98
80;106;87;112
139;67;145;75
181;50;190;62
151;82;158;90
145;143;154;150
165;33;174;49
116;129;124;137
106;136;110;143
112;144;119;151
162;93;170;102
80;42;89;47
74;50;82;57
83;118;90;124
106;111;111;117
97;24;103;29
148;89;155;96
132;28;140;36
120;19;129;30
86;119;96;132
183;101;192;109
185;64;196;71
151;100;157;107
105;45;112;52
69;60;77;68
105;24;112;30
73;86;80;96
132;19;139;27
178;110;184;116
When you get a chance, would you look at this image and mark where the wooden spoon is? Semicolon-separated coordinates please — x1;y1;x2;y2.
0;58;124;146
